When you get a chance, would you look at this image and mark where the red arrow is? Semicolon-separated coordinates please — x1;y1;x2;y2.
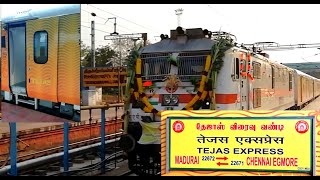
217;162;228;166
216;157;228;161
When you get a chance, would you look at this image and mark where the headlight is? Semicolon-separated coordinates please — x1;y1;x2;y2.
171;95;179;105
162;95;179;106
164;95;171;104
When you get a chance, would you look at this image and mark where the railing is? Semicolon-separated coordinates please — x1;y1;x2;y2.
141;53;171;81
80;103;125;175
6;103;125;176
177;53;207;81
141;51;209;81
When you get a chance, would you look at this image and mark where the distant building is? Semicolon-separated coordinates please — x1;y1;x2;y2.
282;62;320;79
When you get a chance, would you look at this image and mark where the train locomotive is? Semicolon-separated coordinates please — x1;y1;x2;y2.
119;27;320;175
1;4;81;121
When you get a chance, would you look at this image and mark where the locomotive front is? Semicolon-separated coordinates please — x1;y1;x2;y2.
120;27;229;175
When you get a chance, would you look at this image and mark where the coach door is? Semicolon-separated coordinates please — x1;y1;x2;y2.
26;17;59;103
1;28;10;92
240;52;250;110
8;23;27;95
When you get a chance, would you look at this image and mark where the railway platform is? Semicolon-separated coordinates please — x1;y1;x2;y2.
0;100;123;124
0;102;70;123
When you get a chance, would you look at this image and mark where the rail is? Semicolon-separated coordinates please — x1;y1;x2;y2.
0;134;122;176
0;132;122;165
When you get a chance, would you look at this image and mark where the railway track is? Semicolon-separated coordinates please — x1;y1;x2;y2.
0;119;123;158
119;170;134;176
0;119;123;166
0;132;125;176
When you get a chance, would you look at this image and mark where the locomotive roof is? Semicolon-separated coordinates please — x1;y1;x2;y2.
139;38;216;54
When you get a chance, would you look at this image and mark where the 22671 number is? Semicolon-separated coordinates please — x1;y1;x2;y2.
231;160;243;166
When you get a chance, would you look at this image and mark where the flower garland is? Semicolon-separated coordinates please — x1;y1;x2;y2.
131;57;161;116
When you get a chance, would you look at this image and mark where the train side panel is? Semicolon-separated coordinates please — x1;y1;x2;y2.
251;57;295;110
271;64;295;110
1;29;10;92
301;75;313;104
57;13;80;105
318;80;320;97
215;49;241;110
294;70;316;108
26;16;59;102
315;79;320;98
294;72;302;107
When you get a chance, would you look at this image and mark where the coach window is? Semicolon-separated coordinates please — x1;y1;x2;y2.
253;88;262;108
233;58;240;80
289;72;293;91
34;31;48;64
253;62;261;79
271;66;275;89
1;36;5;48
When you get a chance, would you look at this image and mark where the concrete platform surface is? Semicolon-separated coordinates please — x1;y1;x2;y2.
1;102;70;123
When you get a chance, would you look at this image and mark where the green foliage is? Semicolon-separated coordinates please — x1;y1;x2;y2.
207;35;234;109
81;41;117;67
127;47;140;72
189;77;200;92
81;41;90;58
126;47;141;89
167;54;179;67
210;36;234;73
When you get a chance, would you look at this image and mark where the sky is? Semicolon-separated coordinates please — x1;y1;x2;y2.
81;4;320;64
1;4;320;64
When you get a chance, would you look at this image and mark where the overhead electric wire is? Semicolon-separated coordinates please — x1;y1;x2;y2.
81;25;112;34
87;4;161;34
81;11;132;34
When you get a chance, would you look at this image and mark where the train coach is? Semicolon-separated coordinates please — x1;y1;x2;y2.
314;76;320;100
1;4;81;121
292;69;318;109
120;27;320;174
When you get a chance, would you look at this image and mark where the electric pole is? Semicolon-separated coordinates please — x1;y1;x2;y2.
91;13;96;67
89;12;97;105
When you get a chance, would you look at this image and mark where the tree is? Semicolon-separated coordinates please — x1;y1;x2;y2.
81;41;90;58
81;41;117;67
110;37;152;67
80;37;152;72
110;37;135;67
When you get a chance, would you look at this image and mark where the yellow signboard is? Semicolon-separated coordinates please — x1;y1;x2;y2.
82;67;127;87
161;110;318;176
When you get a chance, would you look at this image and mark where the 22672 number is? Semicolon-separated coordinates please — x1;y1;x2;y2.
202;156;215;161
